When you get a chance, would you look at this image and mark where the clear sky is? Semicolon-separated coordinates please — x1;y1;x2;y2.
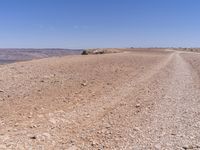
0;0;199;48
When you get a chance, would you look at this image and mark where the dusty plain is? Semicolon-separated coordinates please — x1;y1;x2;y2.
0;48;200;149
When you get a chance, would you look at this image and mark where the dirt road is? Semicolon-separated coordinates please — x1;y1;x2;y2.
0;49;200;149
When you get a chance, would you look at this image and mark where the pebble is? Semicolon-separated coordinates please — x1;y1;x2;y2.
81;82;87;86
30;135;37;140
29;124;38;128
171;133;176;136
182;145;200;149
155;144;162;149
91;140;98;146
133;127;141;132
135;104;140;108
105;124;111;129
14;123;19;127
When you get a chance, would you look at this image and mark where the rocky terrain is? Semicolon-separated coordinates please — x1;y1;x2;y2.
0;48;200;149
81;48;122;55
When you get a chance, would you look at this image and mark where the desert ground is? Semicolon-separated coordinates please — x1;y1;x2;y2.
0;48;200;149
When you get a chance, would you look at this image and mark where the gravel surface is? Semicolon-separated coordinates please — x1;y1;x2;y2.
0;49;199;149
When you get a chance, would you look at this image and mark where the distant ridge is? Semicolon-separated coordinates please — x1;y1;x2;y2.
0;48;83;65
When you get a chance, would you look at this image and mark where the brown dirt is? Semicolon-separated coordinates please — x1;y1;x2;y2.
0;49;200;149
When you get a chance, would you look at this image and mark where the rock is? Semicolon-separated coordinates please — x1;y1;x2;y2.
86;113;90;118
81;50;88;55
14;123;19;127
135;104;140;108
93;50;104;54
0;90;4;93
171;133;176;136
182;146;191;150
155;144;162;149
81;48;120;55
105;123;111;129
91;140;98;146
133;127;141;132
182;145;200;149
30;135;37;140
81;82;87;86
29;124;38;128
28;116;32;118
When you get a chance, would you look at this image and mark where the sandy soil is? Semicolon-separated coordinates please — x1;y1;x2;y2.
0;49;200;149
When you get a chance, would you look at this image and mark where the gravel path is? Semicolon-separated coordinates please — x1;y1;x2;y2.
129;52;200;149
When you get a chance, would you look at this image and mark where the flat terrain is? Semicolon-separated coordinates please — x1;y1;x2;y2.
0;49;200;149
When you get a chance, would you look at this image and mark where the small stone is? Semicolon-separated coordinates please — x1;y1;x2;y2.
105;123;111;129
81;50;89;55
14;123;19;127
182;145;200;150
81;82;87;86
0;90;3;93
182;146;188;150
135;104;140;108
86;113;90;118
133;127;141;132
155;144;162;149
29;124;38;128
182;145;195;150
30;136;37;140
171;133;176;136
91;140;98;146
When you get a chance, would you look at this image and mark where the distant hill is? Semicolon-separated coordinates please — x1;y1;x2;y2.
0;48;83;64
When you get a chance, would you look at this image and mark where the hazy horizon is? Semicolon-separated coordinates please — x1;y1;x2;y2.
0;47;200;49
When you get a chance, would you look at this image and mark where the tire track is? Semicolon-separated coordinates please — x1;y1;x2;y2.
130;52;200;149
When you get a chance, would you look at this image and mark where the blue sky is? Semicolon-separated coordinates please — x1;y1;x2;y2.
0;0;199;48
